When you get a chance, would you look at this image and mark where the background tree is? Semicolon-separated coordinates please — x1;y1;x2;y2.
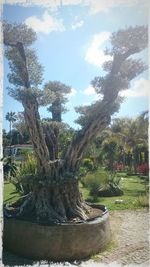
13;112;30;144
82;126;125;172
110;115;148;173
5;111;17;155
89;113;149;173
6;129;30;145
41;81;71;160
43;81;71;122
5;111;17;135
3;22;148;223
3;129;10;148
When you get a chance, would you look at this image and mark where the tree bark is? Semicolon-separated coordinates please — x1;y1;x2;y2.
43;124;59;160
6;179;89;223
64;52;132;173
14;42;53;177
22;95;52;177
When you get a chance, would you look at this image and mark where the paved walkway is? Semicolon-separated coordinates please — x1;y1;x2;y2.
2;209;149;266
92;209;149;266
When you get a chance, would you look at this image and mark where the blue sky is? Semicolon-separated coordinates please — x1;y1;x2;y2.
2;0;149;131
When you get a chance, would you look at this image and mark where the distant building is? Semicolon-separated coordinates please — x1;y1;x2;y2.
4;144;33;161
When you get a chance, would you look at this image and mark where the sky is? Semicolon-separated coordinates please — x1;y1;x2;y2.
2;0;149;132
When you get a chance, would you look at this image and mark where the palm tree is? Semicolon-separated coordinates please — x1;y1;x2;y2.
5;111;17;156
110;116;148;173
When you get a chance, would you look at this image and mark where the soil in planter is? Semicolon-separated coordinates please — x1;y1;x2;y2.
68;207;104;223
5;205;103;225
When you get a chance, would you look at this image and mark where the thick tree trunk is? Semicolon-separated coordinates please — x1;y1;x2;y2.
64;98;114;172
43;124;59;160
22;94;52;177
5;180;89;224
34;181;89;223
9;41;52;178
64;52;133;173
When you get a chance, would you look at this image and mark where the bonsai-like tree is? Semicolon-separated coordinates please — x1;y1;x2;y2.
41;80;72;160
3;22;148;223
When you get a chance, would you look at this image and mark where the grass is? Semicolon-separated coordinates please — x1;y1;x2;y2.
81;172;149;210
91;239;117;261
4;181;20;203
3;172;149;211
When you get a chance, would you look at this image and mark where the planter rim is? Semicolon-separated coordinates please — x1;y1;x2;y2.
4;203;108;226
4;203;111;261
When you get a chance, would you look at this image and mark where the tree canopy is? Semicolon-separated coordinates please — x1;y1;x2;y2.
43;81;71;122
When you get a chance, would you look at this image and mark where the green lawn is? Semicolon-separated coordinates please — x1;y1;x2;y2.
81;173;149;210
4;173;148;211
4;181;20;204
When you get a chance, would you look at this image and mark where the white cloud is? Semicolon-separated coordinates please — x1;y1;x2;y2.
71;20;84;30
68;88;77;98
82;102;91;106
85;32;112;67
83;85;103;101
119;78;149;98
25;11;65;34
5;0;147;15
83;85;96;95
88;0;141;15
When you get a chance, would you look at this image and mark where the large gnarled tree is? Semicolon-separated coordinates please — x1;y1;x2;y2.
3;22;148;223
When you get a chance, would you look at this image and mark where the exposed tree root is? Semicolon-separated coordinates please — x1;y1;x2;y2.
4;181;91;224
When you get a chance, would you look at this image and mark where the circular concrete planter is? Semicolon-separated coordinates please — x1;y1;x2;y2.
3;204;111;261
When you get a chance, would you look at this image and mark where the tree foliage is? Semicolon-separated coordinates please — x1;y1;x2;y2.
13;112;30;141
3;21;36;46
43;81;71;122
5;112;17;151
106;26;148;55
6;47;43;89
86;112;149;173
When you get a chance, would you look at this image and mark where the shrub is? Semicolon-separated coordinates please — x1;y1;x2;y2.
136;164;149;175
11;153;38;194
137;193;149;208
79;166;88;187
80;158;98;187
82;158;94;171
115;163;124;171
98;184;123;197
84;168;124;199
98;172;123;197
3;157;17;180
84;169;108;199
